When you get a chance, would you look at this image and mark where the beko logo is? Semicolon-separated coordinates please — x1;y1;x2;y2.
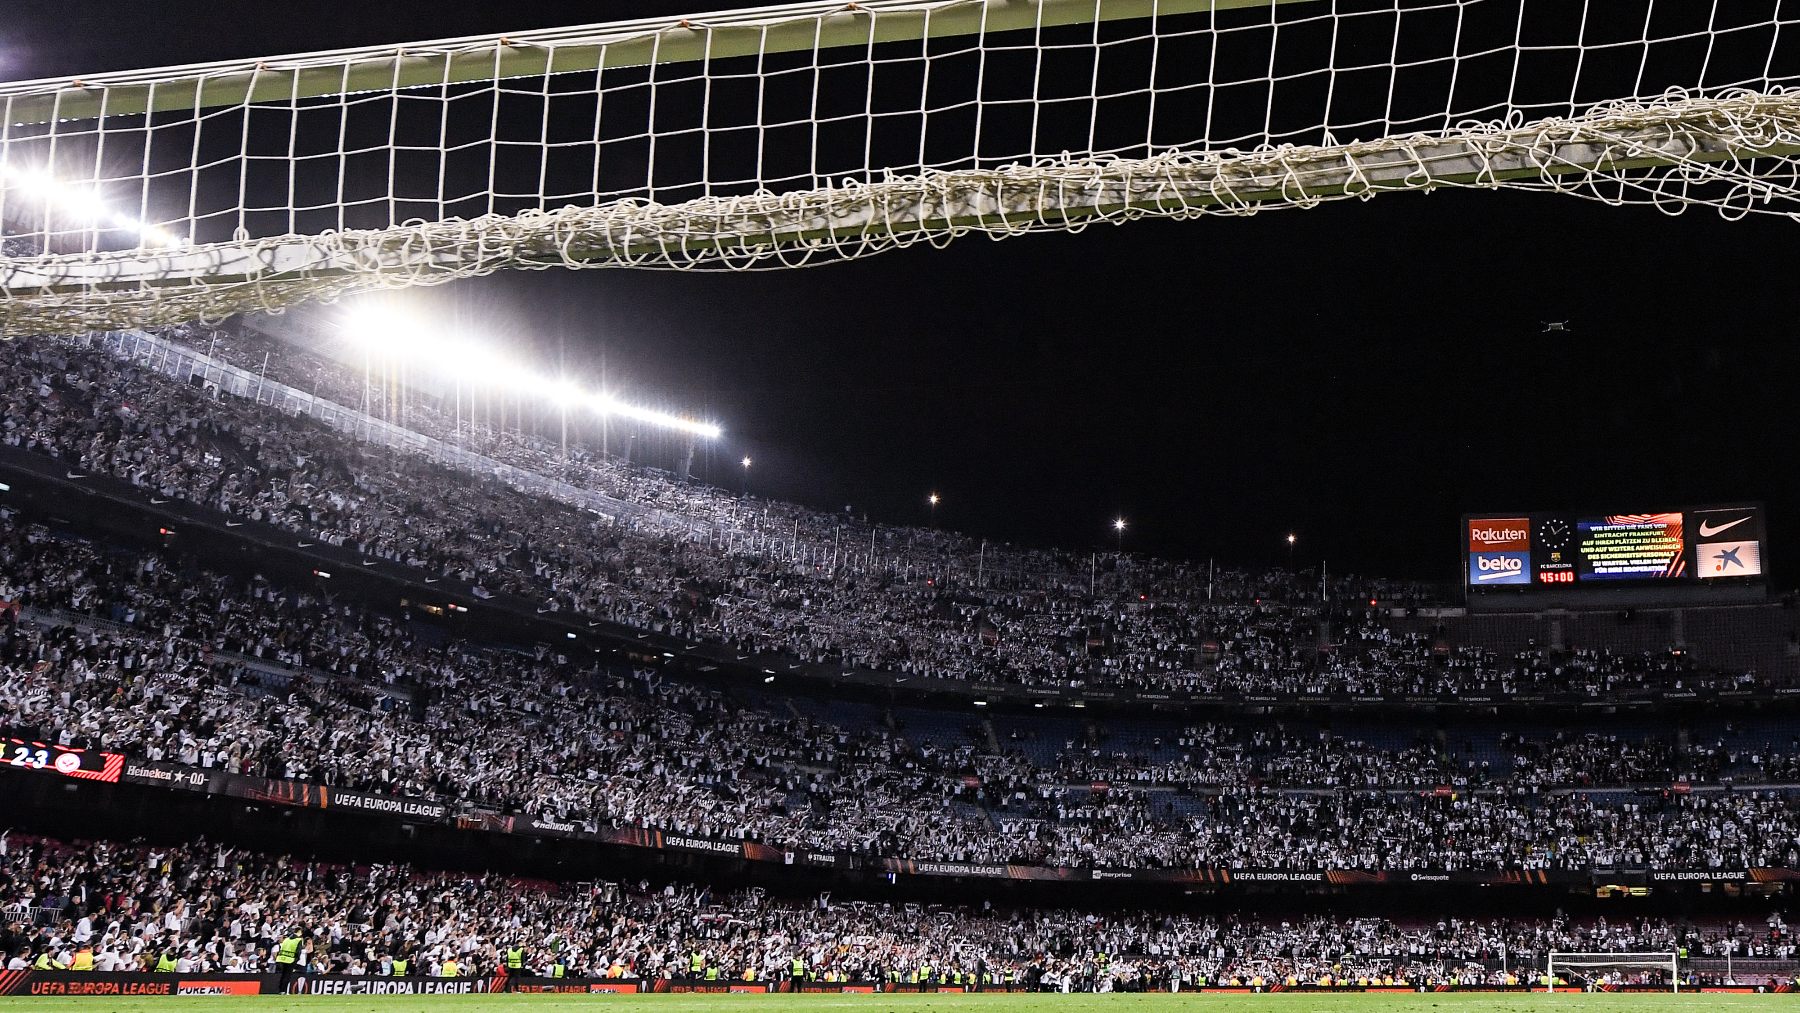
1475;556;1523;578
1468;551;1530;586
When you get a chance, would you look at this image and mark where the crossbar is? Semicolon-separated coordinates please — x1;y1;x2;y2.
0;0;1318;127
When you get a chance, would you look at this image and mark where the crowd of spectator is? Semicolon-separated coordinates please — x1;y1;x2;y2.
5;509;1800;871
9;313;1800;990
3;834;1795;988
0;328;1766;699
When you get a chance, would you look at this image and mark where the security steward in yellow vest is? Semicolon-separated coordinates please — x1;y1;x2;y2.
34;951;68;971
70;947;94;972
274;932;304;992
503;946;527;991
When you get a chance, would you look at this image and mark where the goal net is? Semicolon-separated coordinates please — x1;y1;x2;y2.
1545;952;1680;993
2;0;1799;333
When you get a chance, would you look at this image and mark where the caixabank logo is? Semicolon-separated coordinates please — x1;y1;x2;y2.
1468;552;1530;585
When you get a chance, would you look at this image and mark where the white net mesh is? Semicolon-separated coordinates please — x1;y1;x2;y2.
1546;953;1679;992
2;0;1798;333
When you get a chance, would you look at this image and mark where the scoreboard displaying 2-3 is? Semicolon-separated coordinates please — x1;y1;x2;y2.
1464;504;1766;593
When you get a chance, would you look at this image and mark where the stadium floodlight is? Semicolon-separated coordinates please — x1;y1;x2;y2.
442;340;536;390
343;304;431;359
548;380;583;410
0;164;183;248
336;301;722;436
1113;518;1127;532
590;393;721;439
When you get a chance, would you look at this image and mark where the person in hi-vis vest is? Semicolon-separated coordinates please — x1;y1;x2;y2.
273;930;305;992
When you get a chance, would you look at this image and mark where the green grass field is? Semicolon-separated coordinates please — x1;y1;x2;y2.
0;995;1774;1013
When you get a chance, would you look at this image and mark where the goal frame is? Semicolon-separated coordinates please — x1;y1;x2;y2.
0;0;1319;126
5;0;1800;334
1545;952;1679;994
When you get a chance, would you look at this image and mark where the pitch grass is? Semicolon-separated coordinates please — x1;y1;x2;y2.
0;994;1770;1013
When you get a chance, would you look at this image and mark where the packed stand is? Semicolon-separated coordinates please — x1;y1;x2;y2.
4;512;1800;871
2;834;1795;988
0;329;1765;699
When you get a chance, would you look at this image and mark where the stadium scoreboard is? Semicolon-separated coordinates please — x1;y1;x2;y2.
4;736;124;782
1463;504;1766;595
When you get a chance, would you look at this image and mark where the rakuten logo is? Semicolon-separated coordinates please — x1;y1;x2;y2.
1468;518;1530;552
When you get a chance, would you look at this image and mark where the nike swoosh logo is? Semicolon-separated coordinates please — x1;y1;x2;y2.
1698;516;1751;538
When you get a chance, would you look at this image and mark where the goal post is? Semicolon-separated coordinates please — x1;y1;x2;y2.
4;0;1800;334
1545;952;1680;994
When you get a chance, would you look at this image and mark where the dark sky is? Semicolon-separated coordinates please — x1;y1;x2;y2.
7;2;1798;584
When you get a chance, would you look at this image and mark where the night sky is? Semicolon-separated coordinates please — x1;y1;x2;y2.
6;2;1798;585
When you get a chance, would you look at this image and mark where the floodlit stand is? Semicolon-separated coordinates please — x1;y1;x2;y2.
1545;952;1680;994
